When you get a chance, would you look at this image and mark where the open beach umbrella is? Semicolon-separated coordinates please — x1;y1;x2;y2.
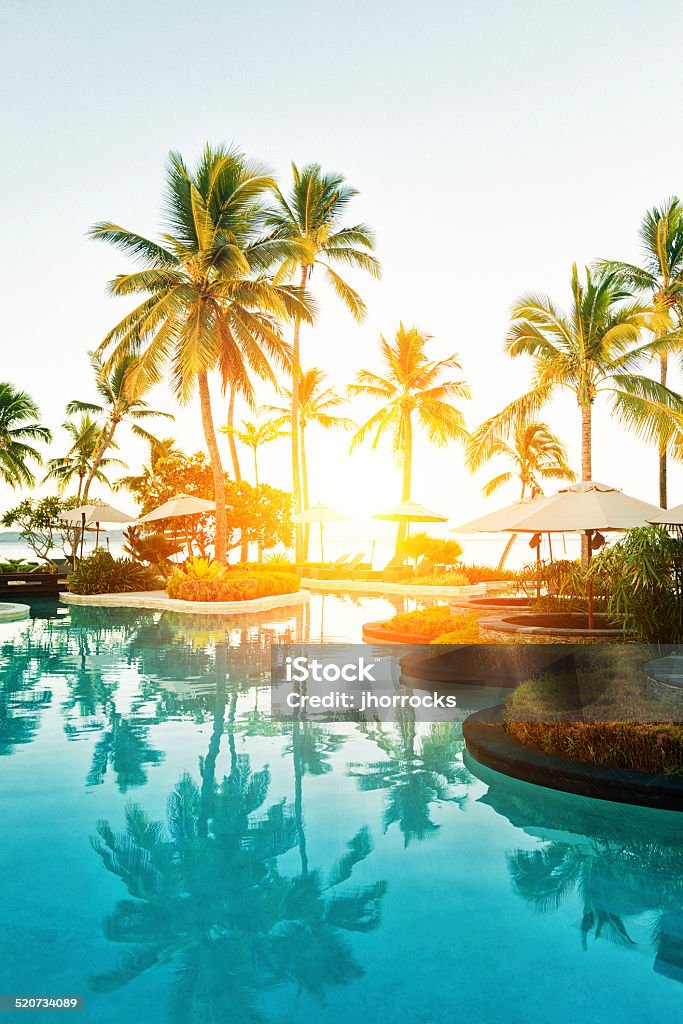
452;494;552;534
136;493;216;523
136;493;217;561
647;503;683;526
507;481;663;628
509;481;662;535
293;503;351;562
59;500;135;554
373;500;448;524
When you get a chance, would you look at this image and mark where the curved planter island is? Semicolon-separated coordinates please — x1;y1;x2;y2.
463;704;683;812
478;611;625;644
60;588;310;616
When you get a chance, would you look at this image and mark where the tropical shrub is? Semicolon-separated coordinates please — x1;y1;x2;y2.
166;569;300;602
410;572;469;587
590;526;683;643
68;550;161;595
0;559;39;573
383;605;457;637
458;564;517;584
122;526;182;573
397;533;463;574
183;556;225;580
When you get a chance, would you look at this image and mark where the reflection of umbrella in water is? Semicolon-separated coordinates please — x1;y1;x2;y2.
59;501;135;557
292;503;351;563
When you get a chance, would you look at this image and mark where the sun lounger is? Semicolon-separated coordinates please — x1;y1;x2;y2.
318;553;367;580
352;553;410;582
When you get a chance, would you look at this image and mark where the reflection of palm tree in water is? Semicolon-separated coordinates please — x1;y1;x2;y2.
508;838;683;954
92;643;386;1018
349;708;471;845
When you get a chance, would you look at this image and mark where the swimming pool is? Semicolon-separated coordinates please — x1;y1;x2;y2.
1;596;682;1023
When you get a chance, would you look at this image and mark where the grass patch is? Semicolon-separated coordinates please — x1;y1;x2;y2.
505;650;683;775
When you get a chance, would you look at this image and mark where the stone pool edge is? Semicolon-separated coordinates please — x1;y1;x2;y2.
60;589;310;616
462;704;683;812
0;602;31;622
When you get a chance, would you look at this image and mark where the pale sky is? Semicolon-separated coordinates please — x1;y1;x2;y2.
2;0;683;554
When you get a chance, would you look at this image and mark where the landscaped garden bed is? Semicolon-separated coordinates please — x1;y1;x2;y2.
503;651;683;776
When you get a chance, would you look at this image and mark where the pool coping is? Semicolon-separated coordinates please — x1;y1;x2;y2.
462;704;683;811
59;588;310;616
0;602;31;622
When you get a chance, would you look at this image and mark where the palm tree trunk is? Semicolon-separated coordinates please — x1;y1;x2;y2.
300;424;310;559
226;384;242;481
396;411;413;551
660;352;668;509
290;265;307;562
81;421;115;502
198;370;227;563
226;385;248;561
498;482;525;571
581;401;592;565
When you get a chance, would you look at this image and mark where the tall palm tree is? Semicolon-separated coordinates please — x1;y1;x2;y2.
0;382;51;488
266;164;381;559
597;198;683;507
67;354;172;502
470;264;683;498
44;414;125;499
90;145;311;562
466;419;576;569
349;325;470;548
220;416;284;487
266;367;355;556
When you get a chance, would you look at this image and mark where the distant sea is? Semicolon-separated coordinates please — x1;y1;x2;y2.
0;528;582;569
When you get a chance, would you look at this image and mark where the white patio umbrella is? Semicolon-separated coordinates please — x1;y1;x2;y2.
373;500;448;524
506;481;663;628
452;494;552;534
59;501;135;553
510;481;662;534
293;503;351;562
136;493;216;523
647;503;683;526
135;493;217;561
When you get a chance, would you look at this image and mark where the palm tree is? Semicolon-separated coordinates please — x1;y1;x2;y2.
597;198;683;507
469;264;683;504
116;435;181;496
466;419;576;569
0;382;51;488
220;416;283;487
266;367;355;556
44;414;125;499
349;325;470;547
266;164;381;559
66;354;171;502
90;145;311;562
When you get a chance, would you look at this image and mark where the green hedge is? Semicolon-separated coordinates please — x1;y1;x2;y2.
166;570;300;602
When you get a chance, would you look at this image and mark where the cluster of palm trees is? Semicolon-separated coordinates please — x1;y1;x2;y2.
4;151;683;568
469;199;683;512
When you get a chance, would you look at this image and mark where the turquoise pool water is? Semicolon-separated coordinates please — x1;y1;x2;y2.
1;596;682;1023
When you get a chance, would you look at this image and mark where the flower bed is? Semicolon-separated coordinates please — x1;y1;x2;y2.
166;570;300;602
